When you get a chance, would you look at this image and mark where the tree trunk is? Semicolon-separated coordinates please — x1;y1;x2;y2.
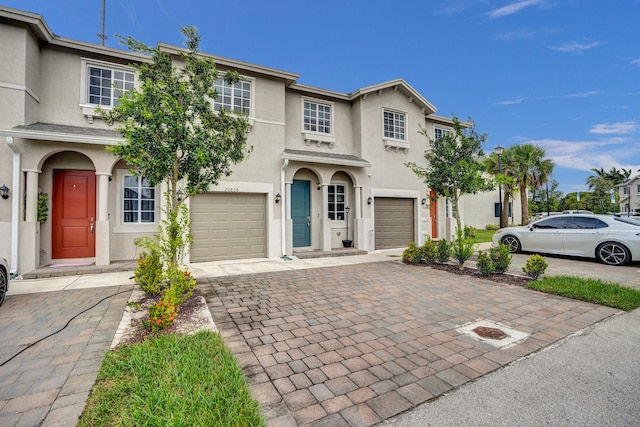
501;189;510;228
520;184;529;224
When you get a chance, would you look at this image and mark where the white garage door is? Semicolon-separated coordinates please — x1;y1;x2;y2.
374;197;415;250
191;193;266;262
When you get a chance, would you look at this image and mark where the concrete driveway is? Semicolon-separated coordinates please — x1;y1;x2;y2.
199;260;619;426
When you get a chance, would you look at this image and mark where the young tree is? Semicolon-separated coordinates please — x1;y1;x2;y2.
103;26;251;264
406;117;493;238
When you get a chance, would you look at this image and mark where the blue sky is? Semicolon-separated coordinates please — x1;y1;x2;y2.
4;0;640;194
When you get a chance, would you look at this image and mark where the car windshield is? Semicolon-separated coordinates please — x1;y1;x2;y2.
614;216;640;227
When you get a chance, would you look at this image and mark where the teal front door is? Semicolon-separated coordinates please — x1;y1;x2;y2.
292;180;311;247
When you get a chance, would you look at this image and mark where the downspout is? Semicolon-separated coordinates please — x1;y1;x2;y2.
280;158;288;257
6;137;20;275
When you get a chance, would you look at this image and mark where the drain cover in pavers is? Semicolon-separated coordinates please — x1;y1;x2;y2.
456;319;529;349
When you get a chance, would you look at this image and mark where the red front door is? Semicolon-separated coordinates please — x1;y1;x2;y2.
430;188;438;239
52;170;96;259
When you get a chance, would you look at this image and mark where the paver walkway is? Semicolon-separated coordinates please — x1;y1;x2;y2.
200;261;618;426
0;286;132;427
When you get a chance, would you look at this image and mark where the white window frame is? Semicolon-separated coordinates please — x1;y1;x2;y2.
382;108;410;152
301;97;336;147
80;58;137;122
114;170;159;233
213;75;255;118
302;98;333;135
434;127;451;140
328;183;347;221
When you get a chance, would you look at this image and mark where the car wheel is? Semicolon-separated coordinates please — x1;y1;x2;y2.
596;242;630;266
500;235;521;253
0;267;6;307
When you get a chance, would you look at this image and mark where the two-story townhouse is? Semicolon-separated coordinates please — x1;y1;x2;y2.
618;175;640;215
0;6;473;276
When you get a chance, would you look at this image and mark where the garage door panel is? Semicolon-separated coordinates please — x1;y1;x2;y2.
374;197;414;250
191;193;266;262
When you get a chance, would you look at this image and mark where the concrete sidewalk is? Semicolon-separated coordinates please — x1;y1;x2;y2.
384;308;640;426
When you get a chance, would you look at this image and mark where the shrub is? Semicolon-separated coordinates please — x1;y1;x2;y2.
134;241;164;295
491;243;512;274
144;300;178;332
464;225;477;239
476;251;495;276
451;237;475;269
436;239;451;264
476;244;512;276
164;263;197;306
523;254;548;280
420;238;439;264
485;224;500;230
402;242;421;264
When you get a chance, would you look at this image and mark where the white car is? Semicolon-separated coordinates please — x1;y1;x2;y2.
0;257;8;306
492;214;640;266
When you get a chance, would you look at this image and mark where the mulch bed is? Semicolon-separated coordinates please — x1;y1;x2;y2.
416;262;532;288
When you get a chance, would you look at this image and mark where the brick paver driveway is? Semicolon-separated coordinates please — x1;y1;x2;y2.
199;260;618;426
0;286;132;426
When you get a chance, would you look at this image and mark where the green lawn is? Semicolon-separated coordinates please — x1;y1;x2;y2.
471;229;495;244
527;275;640;311
79;331;264;427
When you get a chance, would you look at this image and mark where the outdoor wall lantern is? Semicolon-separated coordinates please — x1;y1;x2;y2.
0;184;9;200
367;196;372;205
421;197;427;206
176;188;185;202
275;193;282;203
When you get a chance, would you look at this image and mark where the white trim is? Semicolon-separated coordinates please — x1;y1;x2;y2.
79;58;138;123
301;96;334;137
214;74;256;119
382;107;410;152
328;182;347;222
113;170;159;233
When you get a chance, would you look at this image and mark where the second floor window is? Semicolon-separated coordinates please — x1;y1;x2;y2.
123;175;155;224
383;110;405;140
214;78;251;114
88;66;135;107
328;185;345;220
435;128;451;140
304;101;332;134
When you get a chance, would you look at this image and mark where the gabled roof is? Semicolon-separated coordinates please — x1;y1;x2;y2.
350;79;437;115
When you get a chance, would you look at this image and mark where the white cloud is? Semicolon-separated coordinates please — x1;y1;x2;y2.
549;41;601;52
631;58;640;66
589;121;639;135
497;91;600;106
494;27;558;41
487;0;544;18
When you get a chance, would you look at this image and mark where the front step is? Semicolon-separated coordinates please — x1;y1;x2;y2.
293;248;368;259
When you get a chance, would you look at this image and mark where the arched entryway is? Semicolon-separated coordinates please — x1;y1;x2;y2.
40;151;97;263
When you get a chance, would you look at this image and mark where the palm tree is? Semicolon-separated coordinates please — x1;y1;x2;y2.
586;167;607;190
509;144;554;224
